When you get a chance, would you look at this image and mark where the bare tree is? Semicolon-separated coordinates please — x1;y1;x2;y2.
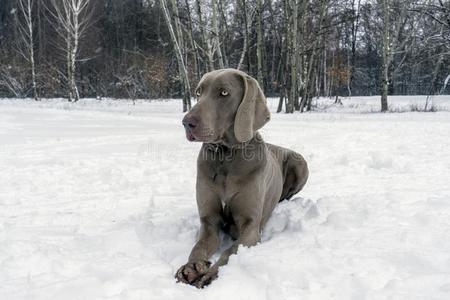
277;0;291;113
300;0;328;112
184;0;201;80
1;0;449;101
212;0;225;68
17;0;38;100
237;0;253;71
287;0;299;113
348;0;362;98
161;0;191;112
218;0;230;67
47;0;93;102
380;0;390;112
196;0;214;71
380;0;415;112
256;0;264;85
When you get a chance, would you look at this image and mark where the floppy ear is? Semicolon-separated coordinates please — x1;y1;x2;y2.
234;74;271;143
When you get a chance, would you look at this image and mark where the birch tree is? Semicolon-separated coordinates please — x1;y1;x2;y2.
237;0;253;71
17;0;38;100
1;0;449;101
161;0;191;112
300;0;328;112
379;0;415;112
184;0;201;80
276;0;291;113
196;0;214;71
48;0;93;102
218;0;230;67
256;0;264;85
381;0;390;112
212;0;225;69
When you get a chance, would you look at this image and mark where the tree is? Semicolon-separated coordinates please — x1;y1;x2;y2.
379;0;417;112
237;0;253;71
0;0;449;107
212;0;225;69
161;0;191;112
299;0;328;112
348;0;362;98
47;0;94;102
196;0;214;71
256;0;264;85
287;0;299;113
17;0;38;100
380;0;390;112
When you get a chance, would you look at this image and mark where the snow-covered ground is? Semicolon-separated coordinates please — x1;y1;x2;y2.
1;96;450;300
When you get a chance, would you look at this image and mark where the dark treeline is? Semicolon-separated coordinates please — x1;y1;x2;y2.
0;0;449;112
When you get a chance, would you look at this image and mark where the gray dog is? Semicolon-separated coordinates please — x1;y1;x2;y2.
176;68;308;288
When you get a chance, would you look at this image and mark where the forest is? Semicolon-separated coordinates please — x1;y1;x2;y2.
0;0;449;112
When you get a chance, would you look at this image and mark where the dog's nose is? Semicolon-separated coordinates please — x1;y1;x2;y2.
182;115;198;129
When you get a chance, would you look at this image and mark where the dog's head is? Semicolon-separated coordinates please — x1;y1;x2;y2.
182;69;270;144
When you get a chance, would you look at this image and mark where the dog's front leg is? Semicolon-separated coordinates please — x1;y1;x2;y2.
194;217;261;288
175;187;222;285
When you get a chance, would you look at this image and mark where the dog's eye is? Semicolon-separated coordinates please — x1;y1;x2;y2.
220;90;229;97
196;90;201;97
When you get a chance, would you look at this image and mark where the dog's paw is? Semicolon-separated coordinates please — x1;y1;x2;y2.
175;260;211;285
194;267;219;288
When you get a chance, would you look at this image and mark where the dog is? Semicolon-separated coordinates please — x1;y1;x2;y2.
176;68;308;288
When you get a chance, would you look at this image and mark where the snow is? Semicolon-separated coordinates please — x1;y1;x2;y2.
1;96;450;300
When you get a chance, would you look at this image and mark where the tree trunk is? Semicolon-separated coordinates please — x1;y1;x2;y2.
277;63;288;113
287;0;298;114
277;0;290;113
237;0;251;71
212;0;224;69
19;0;39;100
66;21;73;102
28;0;38;101
348;0;361;98
161;0;191;111
218;0;230;67
425;53;443;111
381;0;389;112
48;0;93;102
256;0;264;85
300;0;326;112
71;7;80;102
322;34;328;97
171;0;192;110
267;0;278;92
184;0;200;81
196;0;214;71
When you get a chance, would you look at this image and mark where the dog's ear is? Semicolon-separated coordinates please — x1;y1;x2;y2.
234;74;271;143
